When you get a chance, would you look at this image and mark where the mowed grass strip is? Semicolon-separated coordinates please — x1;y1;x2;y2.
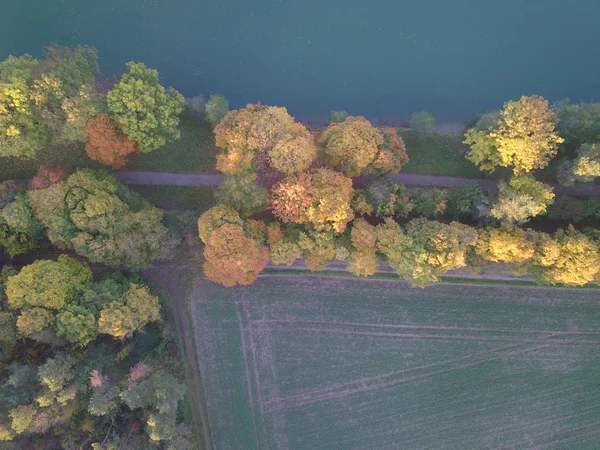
191;276;600;449
399;131;484;178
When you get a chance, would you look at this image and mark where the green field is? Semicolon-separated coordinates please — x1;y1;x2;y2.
191;276;600;449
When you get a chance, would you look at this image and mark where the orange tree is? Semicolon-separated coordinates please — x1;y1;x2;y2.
85;113;139;168
202;223;269;287
348;218;378;277
269;168;354;233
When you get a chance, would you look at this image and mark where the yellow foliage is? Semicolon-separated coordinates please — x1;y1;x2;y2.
476;227;535;263
318;116;383;176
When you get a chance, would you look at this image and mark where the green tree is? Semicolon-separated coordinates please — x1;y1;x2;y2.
38;44;98;98
29;169;172;269
0;193;44;257
409;111;436;138
553;99;600;148
0;65;50;158
409;188;447;218
557;143;600;186
215;174;269;218
362;179;413;218
376;218;477;287
107;62;185;152
327;110;349;124
98;283;160;339
204;94;229;127
6;255;92;310
490;175;555;224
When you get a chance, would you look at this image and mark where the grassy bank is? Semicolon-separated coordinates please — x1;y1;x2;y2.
399;131;486;178
0;116;219;181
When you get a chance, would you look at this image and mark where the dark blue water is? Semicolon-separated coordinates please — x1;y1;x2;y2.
2;0;600;123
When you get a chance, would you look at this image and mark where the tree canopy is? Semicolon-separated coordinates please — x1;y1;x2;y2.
465;96;563;174
107;62;185;153
27;169;171;269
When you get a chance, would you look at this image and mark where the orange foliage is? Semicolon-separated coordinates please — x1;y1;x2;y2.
84;114;139;169
29;165;67;190
214;103;299;175
203;224;269;287
269;168;354;233
369;128;409;174
349;218;378;276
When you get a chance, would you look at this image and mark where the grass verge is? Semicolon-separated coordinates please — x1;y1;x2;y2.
262;268;600;290
399;131;486;178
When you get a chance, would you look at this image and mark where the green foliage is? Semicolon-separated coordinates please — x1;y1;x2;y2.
0;193;44;257
327;110;349;124
98;283;161;339
197;204;243;243
408;187;448;218
490;175;555;225
38;354;75;393
39;44;98;98
6;255;92;310
55;305;97;346
362;179;413;218
28;169;171;269
409;111;436;138
120;371;186;441
446;182;485;220
376;218;477;287
557;143;600;186
107;62;185;153
215;174;269;218
204;94;229;127
553;99;600;148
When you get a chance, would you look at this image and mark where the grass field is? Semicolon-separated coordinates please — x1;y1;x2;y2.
191;276;600;449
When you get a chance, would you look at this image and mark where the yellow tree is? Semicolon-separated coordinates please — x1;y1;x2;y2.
348;218;378;277
475;227;535;264
532;226;600;286
465;96;563;173
197;204;243;243
318;116;383;176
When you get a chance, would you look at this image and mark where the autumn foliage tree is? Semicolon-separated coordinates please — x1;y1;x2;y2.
558;143;600;186
29;164;67;190
214;103;315;176
465;96;563;174
348;218;378;277
475;227;535;264
269;168;354;233
85;113;139;168
202;223;269;287
490;175;555;224
532;227;600;286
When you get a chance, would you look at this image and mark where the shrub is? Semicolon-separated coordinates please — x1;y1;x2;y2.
409;111;436;138
204;94;229;127
327;110;349;124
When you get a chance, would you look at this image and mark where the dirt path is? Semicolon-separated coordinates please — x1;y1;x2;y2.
115;171;600;197
144;264;213;450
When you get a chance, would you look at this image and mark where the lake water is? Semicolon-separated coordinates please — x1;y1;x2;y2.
2;0;600;123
